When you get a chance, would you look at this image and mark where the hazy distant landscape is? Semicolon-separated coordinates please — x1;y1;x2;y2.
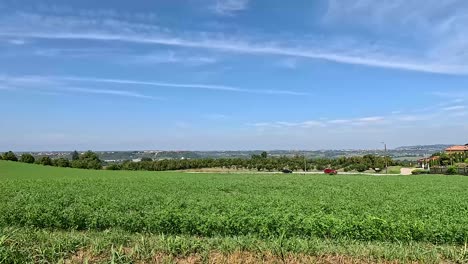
19;144;452;162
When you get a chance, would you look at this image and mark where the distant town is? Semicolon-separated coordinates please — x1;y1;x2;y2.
14;144;453;163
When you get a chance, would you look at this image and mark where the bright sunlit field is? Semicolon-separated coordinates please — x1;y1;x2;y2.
1;161;467;263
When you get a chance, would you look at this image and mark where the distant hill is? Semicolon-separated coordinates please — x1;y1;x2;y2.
22;144;455;162
394;144;452;151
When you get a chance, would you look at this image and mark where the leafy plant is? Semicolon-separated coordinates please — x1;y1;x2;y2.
2;151;18;162
446;166;458;175
411;169;429;175
19;154;35;164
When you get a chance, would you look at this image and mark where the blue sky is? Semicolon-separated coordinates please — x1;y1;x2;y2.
1;0;468;151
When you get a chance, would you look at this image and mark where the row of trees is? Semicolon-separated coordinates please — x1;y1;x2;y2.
1;151;103;170
2;150;399;173
108;153;397;172
430;152;468;166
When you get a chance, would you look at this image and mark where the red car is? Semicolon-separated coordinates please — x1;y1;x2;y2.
324;168;338;175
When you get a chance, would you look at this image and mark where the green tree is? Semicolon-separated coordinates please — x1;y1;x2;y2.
87;160;102;170
446;166;458;175
38;156;53;166
353;164;368;172
71;150;80;161
71;160;88;169
141;157;153;162
261;151;268;159
2;151;18;161
106;164;122;170
54;158;70;167
20;153;35;164
81;151;100;161
72;151;102;170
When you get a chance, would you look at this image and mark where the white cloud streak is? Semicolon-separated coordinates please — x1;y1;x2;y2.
249;105;468;130
0;12;467;74
0;74;307;96
3;30;463;75
7;39;26;45
0;75;162;100
443;105;466;111
52;76;307;96
432;91;468;99
61;87;161;100
127;50;218;66
213;0;249;16
323;0;468;74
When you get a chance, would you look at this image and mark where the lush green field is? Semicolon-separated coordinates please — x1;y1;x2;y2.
1;161;468;263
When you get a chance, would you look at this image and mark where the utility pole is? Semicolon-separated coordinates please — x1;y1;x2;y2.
381;142;388;174
304;153;307;174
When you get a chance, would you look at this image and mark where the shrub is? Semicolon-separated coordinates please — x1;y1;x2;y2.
446;166;458;175
38;157;53;166
54;158;70;168
19;153;35;164
2;151;18;161
71;160;88;169
71;150;80;161
353;164;368;172
87;160;102;170
316;165;325;171
411;169;429;175
70;151;102;170
106;164;122;170
343;166;351;172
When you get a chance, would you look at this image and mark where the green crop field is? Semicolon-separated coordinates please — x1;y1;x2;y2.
1;160;468;263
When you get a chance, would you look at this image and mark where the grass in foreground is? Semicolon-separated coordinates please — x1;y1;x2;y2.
1;228;467;263
1;161;468;263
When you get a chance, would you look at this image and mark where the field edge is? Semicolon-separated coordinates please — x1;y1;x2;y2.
1;228;467;263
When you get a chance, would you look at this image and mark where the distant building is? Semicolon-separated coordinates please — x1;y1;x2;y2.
445;144;468;154
417;156;439;169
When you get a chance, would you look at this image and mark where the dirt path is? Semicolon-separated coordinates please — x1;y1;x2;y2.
400;168;415;175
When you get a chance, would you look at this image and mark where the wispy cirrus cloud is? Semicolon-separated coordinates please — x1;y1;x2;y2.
8;46;219;67
203;114;229;120
61;87;161;100
0;75;161;100
0;11;467;75
443;105;466;111
431;91;468;99
323;0;468;73
0;74;307;96
127;50;218;66
249;106;468;130
52;75;307;96
251;120;325;129
31;47;130;57
357;116;385;122
212;0;249;16
7;39;26;45
276;58;299;69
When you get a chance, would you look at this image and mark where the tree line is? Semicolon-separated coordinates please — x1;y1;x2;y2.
2;150;400;173
1;151;102;170
430;152;468;166
108;152;397;172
